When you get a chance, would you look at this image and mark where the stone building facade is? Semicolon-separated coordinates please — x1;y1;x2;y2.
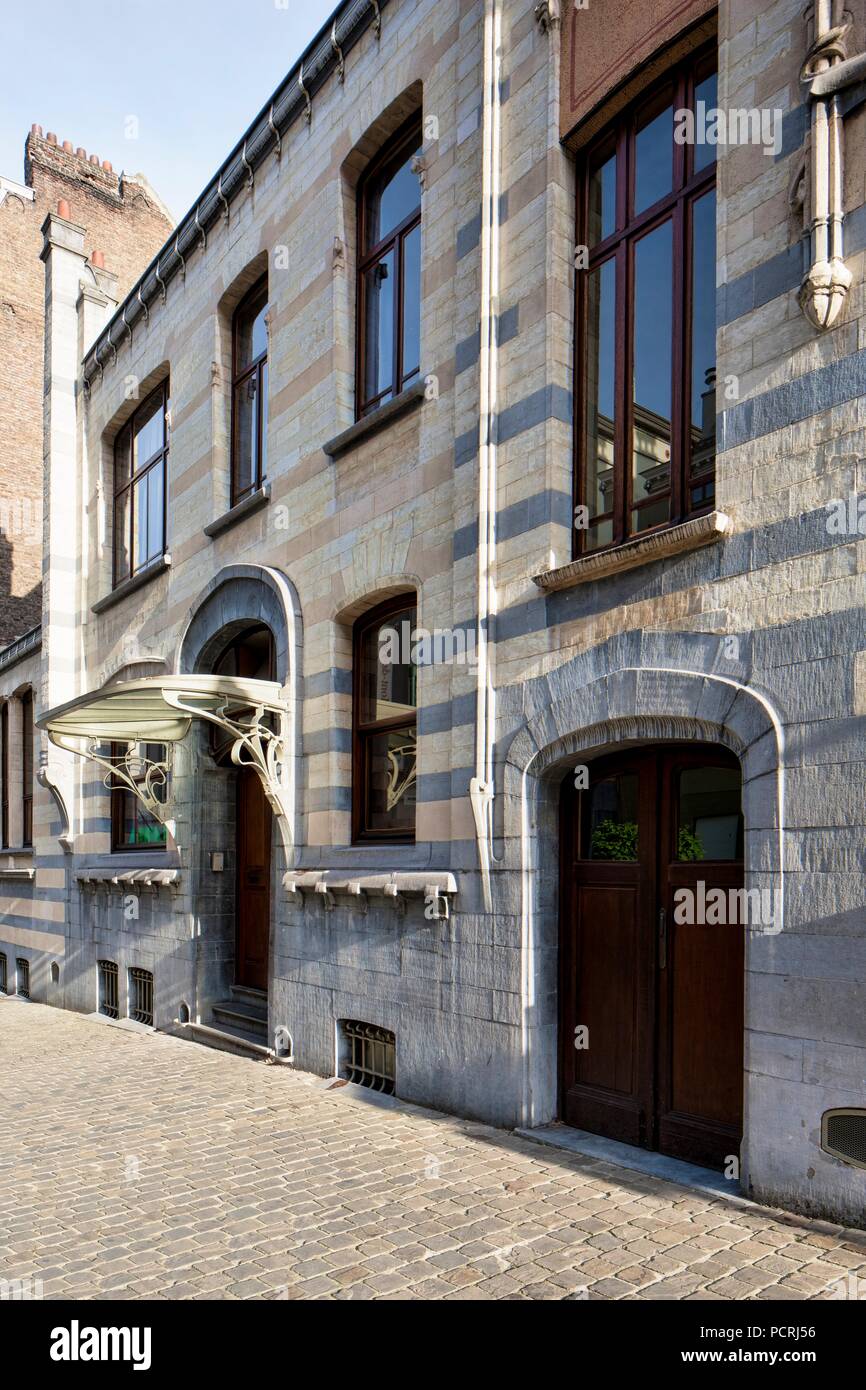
2;0;866;1229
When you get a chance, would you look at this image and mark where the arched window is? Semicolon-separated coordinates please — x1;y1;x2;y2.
0;702;7;848
357;117;423;419
353;596;417;842
232;278;269;505
21;688;33;848
113;381;169;585
575;46;717;555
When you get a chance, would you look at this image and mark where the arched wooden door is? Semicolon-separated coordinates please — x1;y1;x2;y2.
560;745;744;1171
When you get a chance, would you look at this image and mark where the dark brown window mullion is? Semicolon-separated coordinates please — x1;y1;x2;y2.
670;196;686;525
613;239;628;548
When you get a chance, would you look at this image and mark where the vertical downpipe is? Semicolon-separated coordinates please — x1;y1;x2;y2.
469;0;503;914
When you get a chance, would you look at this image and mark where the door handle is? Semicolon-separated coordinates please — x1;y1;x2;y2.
658;906;667;970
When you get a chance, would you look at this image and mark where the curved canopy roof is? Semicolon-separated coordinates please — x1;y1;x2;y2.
38;675;285;745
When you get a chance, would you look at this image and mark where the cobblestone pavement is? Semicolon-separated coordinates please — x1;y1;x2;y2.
2;998;865;1301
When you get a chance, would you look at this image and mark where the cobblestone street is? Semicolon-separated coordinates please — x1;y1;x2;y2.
2;998;865;1301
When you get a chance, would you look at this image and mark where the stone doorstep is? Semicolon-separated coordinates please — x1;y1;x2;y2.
514;1123;778;1218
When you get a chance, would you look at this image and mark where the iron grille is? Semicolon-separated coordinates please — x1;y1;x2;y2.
339;1019;396;1095
98;960;119;1020
0;953;6;994
16;958;29;998
822;1109;866;1170
128;967;154;1026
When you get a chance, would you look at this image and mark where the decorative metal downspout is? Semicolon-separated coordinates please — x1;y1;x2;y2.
799;1;859;330
469;0;504;914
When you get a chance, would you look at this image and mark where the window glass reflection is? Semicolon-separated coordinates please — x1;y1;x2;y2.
631;221;672;534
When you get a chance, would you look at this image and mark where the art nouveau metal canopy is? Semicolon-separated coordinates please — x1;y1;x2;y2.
38;675;292;834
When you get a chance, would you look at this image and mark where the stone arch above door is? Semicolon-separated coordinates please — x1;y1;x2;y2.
176;564;302;687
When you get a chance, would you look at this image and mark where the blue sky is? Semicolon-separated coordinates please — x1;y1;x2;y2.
0;0;340;221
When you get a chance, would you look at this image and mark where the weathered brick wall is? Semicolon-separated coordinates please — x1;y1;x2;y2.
0;130;172;645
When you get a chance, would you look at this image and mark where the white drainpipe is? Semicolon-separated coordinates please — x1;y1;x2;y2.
469;0;504;913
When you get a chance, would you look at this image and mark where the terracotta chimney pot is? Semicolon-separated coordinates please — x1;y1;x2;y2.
56;199;71;219
46;132;57;145
91;249;105;269
102;160;112;173
89;154;99;166
30;123;43;137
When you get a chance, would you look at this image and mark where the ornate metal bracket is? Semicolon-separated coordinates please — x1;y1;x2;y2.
162;688;293;832
50;733;173;826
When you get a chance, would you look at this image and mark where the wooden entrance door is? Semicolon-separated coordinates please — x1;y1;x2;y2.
236;766;271;991
560;746;744;1170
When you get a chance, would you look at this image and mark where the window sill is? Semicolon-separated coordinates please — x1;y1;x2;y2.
323;380;426;460
92;555;171;614
204;483;270;538
533;511;730;592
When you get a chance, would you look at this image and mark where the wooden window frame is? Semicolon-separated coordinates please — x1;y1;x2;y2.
21;689;33;848
110;742;167;853
574;45;717;559
352;594;417;844
230;277;269;507
113;381;169;587
356;116;423;420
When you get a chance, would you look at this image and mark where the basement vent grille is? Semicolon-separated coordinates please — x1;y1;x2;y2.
128;967;154;1027
339;1019;395;1095
98;960;119;1020
0;952;6;993
16;958;29;998
822;1109;866;1170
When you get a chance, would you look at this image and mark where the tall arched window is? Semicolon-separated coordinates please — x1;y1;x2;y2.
21;688;33;848
575;46;717;555
353;596;417;842
232;278;269;505
0;702;7;849
357;117;423;419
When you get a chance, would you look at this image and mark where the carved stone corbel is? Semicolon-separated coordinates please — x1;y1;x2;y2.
534;0;561;34
799;3;856;330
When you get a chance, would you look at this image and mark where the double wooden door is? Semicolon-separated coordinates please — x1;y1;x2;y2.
560;746;744;1171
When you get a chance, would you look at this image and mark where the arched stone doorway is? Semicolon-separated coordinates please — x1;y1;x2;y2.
175;566;303;1049
560;742;745;1171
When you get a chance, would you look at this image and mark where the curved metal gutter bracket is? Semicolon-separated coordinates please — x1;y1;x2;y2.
137;284;149;326
120;304;132;346
268;102;282;158
217;171;230;224
331;20;345;81
370;0;381;39
174;233;186;282
154;259;167;304
241;138;254;191
194;203;207;254
107;324;117;366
